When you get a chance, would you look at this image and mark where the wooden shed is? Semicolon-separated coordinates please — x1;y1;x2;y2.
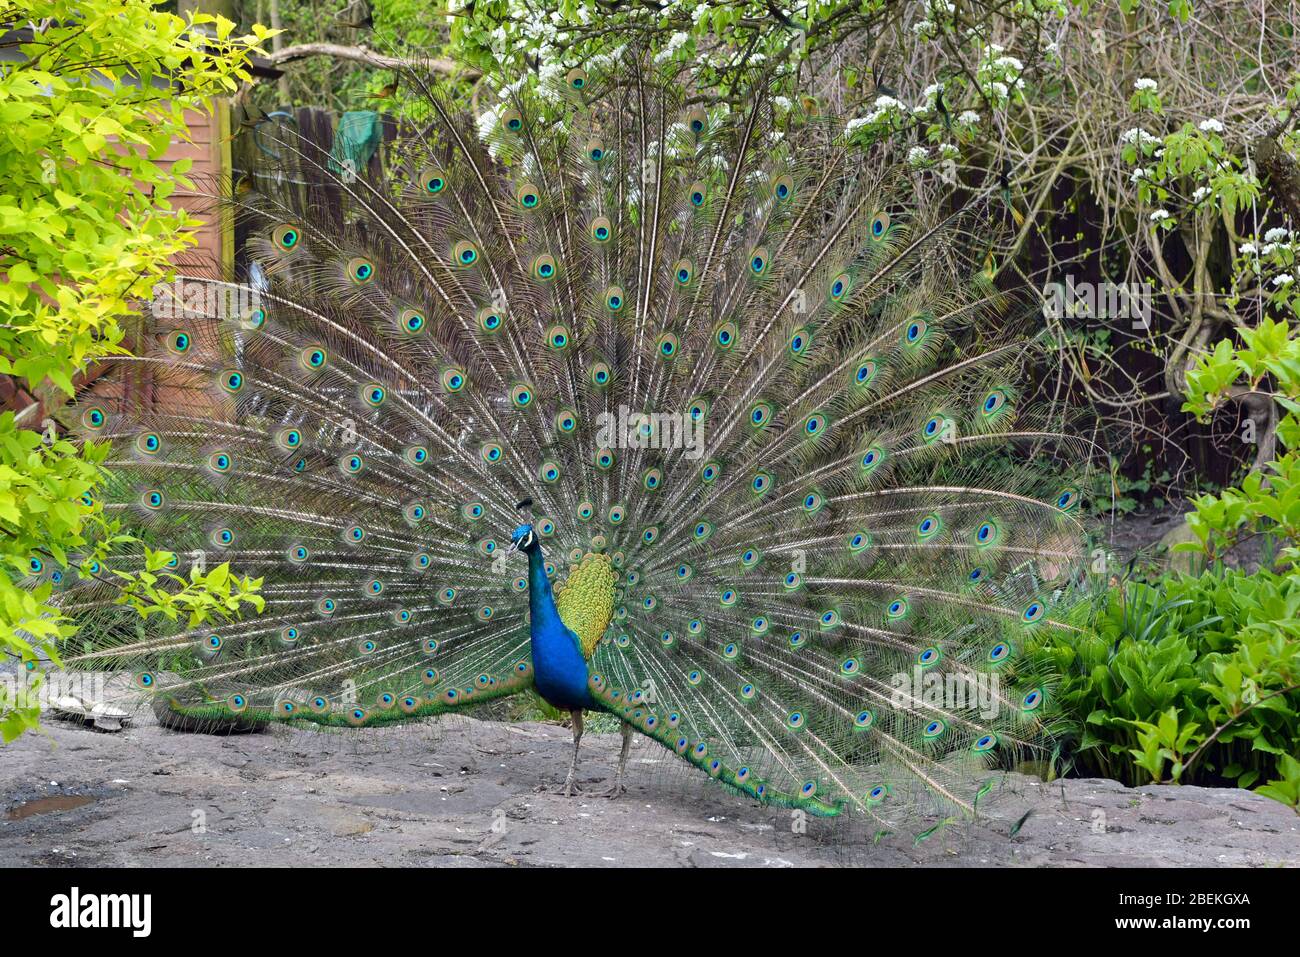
0;27;282;427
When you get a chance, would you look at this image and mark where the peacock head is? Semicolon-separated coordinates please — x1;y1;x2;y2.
509;523;539;554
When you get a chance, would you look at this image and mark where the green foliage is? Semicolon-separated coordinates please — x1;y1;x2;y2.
0;1;270;740
1182;318;1300;565
1255;753;1300;810
1037;571;1300;803
114;549;265;628
0;0;271;388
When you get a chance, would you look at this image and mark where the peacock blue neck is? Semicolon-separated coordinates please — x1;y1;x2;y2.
525;543;594;711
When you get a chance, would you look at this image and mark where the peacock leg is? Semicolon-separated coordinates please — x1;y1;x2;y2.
595;721;633;798
562;708;584;796
535;709;586;796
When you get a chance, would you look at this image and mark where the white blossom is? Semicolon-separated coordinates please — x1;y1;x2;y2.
1149;209;1171;222
1239;242;1258;255
1133;78;1158;92
1192;186;1211;202
1198;118;1225;133
654;31;690;62
1271;273;1295;287
907;146;931;165
1120;127;1160;148
957;110;981;125
1264;227;1291;243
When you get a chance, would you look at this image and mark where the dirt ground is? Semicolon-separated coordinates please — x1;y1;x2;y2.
2;706;1297;868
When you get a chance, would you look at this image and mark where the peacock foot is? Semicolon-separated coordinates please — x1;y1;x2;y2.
536;778;584;797
592;780;627;799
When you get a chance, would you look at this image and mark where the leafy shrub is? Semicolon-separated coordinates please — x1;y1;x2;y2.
1036;569;1300;808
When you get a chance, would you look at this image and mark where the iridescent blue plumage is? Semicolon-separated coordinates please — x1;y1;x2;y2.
511;524;593;712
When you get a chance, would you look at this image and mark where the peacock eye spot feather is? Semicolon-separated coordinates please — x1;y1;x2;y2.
273;224;301;250
983;390;1007;414
533;255;557;281
398;308;426;334
418;169;446;194
348;258;375;283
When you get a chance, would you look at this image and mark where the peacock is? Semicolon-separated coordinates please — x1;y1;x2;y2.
49;53;1100;823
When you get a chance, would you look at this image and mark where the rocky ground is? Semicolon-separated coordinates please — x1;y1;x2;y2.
2;707;1296;867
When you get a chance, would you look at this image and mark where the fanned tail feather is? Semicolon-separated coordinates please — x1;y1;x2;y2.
52;53;1102;823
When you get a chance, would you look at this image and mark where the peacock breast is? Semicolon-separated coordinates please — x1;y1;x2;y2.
554;553;617;659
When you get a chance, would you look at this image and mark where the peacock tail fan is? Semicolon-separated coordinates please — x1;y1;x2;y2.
52;52;1105;825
